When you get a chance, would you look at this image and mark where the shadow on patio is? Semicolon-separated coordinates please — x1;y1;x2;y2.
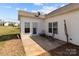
30;36;66;55
30;36;79;56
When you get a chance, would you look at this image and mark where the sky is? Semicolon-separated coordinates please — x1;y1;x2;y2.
0;3;68;22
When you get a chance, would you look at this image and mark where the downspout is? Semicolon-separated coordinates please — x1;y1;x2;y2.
64;20;69;44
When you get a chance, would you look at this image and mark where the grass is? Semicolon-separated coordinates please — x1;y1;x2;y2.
0;26;20;42
0;26;25;56
0;26;20;36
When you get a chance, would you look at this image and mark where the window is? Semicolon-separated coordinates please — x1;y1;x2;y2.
48;22;52;33
32;22;37;34
25;22;30;33
53;22;58;34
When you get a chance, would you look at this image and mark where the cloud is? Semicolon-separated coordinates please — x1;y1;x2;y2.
16;8;20;10
16;8;27;11
23;8;27;11
31;6;57;14
33;3;43;6
0;6;11;8
60;4;69;7
41;6;57;14
31;10;37;13
31;4;68;14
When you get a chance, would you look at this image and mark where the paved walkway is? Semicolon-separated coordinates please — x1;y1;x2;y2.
21;35;66;56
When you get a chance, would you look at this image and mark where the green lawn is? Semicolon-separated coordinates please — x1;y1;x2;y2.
0;26;20;36
0;26;25;56
0;26;20;41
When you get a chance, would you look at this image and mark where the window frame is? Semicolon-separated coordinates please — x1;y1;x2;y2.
48;22;52;33
53;22;58;34
32;22;38;34
25;22;30;33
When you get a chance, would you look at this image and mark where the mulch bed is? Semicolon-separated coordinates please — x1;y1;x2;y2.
49;43;79;56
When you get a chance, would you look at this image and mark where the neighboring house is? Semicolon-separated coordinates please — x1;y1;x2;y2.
3;21;19;27
4;22;9;26
18;3;79;45
14;23;18;26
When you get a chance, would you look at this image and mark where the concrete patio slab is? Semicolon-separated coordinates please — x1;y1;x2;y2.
21;35;66;56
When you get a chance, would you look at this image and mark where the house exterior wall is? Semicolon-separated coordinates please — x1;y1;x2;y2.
20;9;79;45
20;17;44;36
45;10;79;45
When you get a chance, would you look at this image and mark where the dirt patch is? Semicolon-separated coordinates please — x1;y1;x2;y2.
0;26;25;56
0;39;25;56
